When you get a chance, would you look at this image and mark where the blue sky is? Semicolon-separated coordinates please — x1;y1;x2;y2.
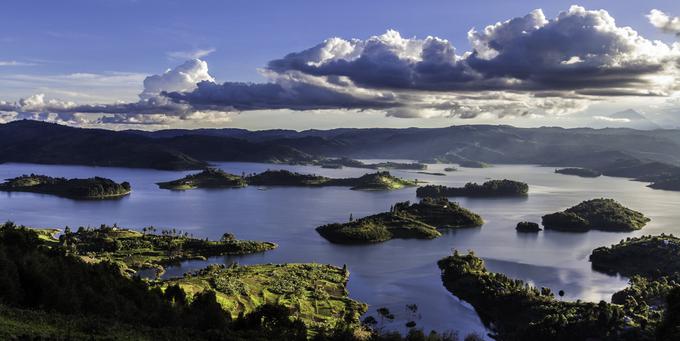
2;1;680;130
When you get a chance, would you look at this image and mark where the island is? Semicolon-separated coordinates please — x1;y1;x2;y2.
458;160;492;168
317;157;427;170
316;198;483;244
444;167;457;172
161;263;367;334
590;235;680;278
437;251;663;340
516;221;541;232
156;168;247;190
58;224;276;275
541;198;650;232
416;179;529;198
0;174;131;199
417;171;446;176
555;167;602;178
246;170;416;190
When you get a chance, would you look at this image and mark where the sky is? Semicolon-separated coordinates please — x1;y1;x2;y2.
2;0;680;130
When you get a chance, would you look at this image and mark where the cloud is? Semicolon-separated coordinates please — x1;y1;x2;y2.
593;116;630;123
0;60;36;66
648;9;680;35
140;59;214;99
3;5;680;126
167;48;216;60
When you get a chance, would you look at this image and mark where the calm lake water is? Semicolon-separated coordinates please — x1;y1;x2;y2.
2;161;679;337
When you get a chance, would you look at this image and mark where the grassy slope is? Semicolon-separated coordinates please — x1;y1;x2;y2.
162;263;367;334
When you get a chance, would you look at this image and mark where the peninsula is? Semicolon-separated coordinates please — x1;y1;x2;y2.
590;235;680;278
58;225;276;275
161;263;367;334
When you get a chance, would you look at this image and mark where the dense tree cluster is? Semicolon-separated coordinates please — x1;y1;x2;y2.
416;179;528;198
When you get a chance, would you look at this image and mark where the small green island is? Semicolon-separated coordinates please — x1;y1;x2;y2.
0;174;131;199
555;167;602;178
161;263;367;334
458;160;492;168
159;169;416;191
590;235;680;278
516;221;541;232
316;197;483;244
443;167;457;172
416;179;528;198
541;198;650;232
437;250;670;340
156;168;247;190
57;224;276;275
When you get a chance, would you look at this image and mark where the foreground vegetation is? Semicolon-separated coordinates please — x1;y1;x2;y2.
157;168;247;190
58;224;276;276
316;198;483;244
541;198;649;232
416;180;528;198
437;251;676;340
0;174;131;199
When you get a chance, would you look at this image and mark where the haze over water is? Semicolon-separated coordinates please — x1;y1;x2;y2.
2;161;678;336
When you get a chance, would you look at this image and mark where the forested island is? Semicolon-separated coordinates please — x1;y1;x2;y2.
159;169;416;191
0;174;131;199
590;235;680;278
247;170;417;190
541;198;650;232
555;168;602;178
516;221;541;232
316;198;483;244
416;179;528;198
437;250;678;340
458;161;492;168
157;168;247;190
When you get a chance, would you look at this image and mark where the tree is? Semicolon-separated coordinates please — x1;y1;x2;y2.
221;233;235;242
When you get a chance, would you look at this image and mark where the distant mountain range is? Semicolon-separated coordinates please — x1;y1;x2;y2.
3;120;680;190
593;109;661;130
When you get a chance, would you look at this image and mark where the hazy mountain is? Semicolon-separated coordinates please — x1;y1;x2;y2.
592;109;661;130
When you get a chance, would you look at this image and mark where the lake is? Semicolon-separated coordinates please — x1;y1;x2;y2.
2;161;679;337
